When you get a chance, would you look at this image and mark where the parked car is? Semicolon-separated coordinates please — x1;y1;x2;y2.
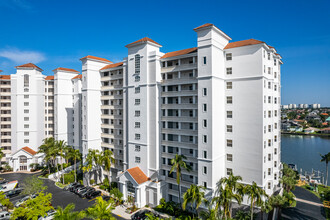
0;211;11;220
131;210;160;220
38;209;56;220
74;186;87;194
78;187;95;198
14;194;37;207
5;188;22;198
64;182;78;191
85;190;101;199
102;195;110;201
70;184;83;192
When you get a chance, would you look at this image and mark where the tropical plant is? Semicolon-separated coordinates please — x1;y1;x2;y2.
70;149;82;182
170;154;192;205
11;191;53;220
281;163;298;192
244;181;267;220
82;149;94;186
213;174;244;219
102;149;115;189
54;203;85;220
22;175;47;195
38;137;56;174
182;184;206;217
199;206;219;220
85;196;116;220
110;187;123;205
321;153;330;186
56;140;68;185
0;148;4;165
0;191;13;210
234;210;254;220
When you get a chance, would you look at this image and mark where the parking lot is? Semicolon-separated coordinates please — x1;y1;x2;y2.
0;172;126;219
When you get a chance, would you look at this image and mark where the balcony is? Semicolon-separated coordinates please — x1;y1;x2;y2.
161;63;197;73
101;85;123;90
161;103;197;110
161;140;197;148
161;90;197;97
101;95;122;100
101;114;123;120
101;124;123;129
101;74;123;81
161;116;197;122
161;78;197;86
161;128;197;136
101;133;123;140
101;105;123;110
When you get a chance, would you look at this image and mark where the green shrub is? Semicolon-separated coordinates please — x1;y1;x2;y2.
100;185;105;190
90;179;95;185
60;173;74;184
111;182;117;189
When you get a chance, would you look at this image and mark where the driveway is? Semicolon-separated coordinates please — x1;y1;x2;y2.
0;172;126;220
282;186;326;220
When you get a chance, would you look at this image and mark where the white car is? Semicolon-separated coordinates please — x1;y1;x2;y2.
14;194;36;207
38;210;56;220
0;211;11;220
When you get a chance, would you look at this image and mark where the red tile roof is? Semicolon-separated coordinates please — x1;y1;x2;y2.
45;76;54;80
161;47;198;59
125;37;161;48
100;62;124;70
0;75;11;80
80;55;112;63
53;67;79;73
193;23;214;31
224;39;265;49
22;146;37;155
72;74;82;80
127;167;148;184
15;63;43;71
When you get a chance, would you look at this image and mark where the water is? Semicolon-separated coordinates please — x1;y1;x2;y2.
281;134;330;183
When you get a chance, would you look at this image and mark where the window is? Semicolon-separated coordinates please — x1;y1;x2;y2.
274;59;277;66
135;111;140;117
268;82;271;89
203;88;207;96
274;135;277;142
268;67;271;74
268;182;271;189
268;168;271;175
274;173;277;180
226;82;232;89
268;125;271;132
24;132;29;136
227;111;233;119
135;75;140;82
275;123;278;129
227;139;233;147
24;109;29;113
135;145;140;152
268;154;271;161
24;102;29;106
226;67;232;75
135;122;140;128
274;161;277;168
24;74;29;87
227;154;233;162
274;110;278;117
135;99;140;105
227;168;233;175
203;119;207;128
203;104;207;112
24;95;29;98
135;134;140;140
274;85;277;91
227;96;233;104
135;54;140;74
203;151;207;159
135;157;141;163
268;53;270;60
268;96;271;103
226;53;232;61
24;139;29;143
24;124;29;128
274;148;277;155
203;56;207;65
203;182;207;188
203;135;207;143
268;111;271;118
227;125;233;132
203;166;207;174
268;139;272;147
135;87;140;93
24;117;29;121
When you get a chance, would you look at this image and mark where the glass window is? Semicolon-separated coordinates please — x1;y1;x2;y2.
226;53;232;61
226;82;232;89
135;54;140;74
227;154;233;162
227;125;233;132
24;75;29;87
226;67;232;75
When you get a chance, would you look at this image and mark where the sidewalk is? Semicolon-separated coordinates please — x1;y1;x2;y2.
112;204;131;220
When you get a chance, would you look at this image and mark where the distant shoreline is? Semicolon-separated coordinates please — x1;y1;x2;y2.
281;132;330;138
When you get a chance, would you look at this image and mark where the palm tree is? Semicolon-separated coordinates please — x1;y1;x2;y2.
0;147;4;165
85;196;116;220
170;154;192;206
199;206;219;220
70;149;82;182
54;203;85;220
182;184;206;217
320;153;330;186
213;174;244;219
244;181;267;220
38;138;55;174
102;149;115;189
82;149;94;186
56;140;67;185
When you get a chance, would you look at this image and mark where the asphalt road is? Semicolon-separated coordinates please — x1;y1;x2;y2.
282;186;326;220
0;172;126;220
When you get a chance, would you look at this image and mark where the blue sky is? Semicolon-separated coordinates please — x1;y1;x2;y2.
0;0;329;106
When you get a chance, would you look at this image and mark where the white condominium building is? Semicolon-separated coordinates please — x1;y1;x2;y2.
0;64;82;171
79;23;282;207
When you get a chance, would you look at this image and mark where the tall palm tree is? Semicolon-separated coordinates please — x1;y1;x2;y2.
56;140;67;185
54;203;85;220
213;174;243;219
70;149;82;183
0;147;4;165
82;149;94;186
182;184;206;217
102;149;115;189
320;153;330;186
199;206;219;220
85;196;116;220
38;138;55;174
90;149;103;184
170;154;192;206
244;181;267;220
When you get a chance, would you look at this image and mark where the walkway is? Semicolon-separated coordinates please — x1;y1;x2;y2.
282;186;326;220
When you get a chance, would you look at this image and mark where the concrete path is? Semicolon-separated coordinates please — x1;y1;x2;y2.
112;205;132;220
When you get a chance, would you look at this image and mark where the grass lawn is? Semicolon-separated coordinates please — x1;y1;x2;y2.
301;184;330;199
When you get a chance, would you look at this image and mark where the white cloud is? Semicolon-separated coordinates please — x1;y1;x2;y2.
0;48;46;64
